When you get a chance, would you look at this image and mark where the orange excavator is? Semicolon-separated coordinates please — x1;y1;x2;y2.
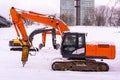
10;7;116;71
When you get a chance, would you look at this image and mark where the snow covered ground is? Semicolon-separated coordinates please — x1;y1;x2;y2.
0;26;120;80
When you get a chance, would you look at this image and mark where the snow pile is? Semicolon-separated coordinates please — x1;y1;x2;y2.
0;26;120;80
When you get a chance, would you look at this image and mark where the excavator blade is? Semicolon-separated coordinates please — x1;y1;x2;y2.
52;60;109;72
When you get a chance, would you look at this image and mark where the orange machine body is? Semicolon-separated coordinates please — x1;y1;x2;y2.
86;43;116;59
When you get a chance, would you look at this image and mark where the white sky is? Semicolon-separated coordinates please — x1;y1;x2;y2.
0;0;113;19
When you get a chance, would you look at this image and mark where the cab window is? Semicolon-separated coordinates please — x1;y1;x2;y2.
78;35;85;48
63;35;76;45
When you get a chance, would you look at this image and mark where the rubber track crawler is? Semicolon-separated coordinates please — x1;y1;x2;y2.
52;60;109;71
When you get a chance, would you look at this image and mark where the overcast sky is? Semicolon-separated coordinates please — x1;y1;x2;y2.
0;0;112;19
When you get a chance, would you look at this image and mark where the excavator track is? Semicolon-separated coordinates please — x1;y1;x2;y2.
52;60;109;72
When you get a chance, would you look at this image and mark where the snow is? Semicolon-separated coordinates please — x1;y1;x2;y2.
0;26;120;80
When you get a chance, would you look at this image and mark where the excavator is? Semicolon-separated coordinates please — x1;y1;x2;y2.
10;7;116;71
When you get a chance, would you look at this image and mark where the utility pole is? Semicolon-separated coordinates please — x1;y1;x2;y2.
75;0;80;25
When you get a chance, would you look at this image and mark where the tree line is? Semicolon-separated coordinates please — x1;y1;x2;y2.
95;6;120;26
60;0;120;27
21;0;120;27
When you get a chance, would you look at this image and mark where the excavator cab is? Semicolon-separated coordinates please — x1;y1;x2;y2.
61;32;86;59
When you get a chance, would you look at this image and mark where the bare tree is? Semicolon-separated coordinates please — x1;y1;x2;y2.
95;6;110;26
94;0;120;27
115;8;120;26
60;14;68;24
60;13;74;26
82;8;95;26
83;16;91;26
23;18;34;26
106;0;120;26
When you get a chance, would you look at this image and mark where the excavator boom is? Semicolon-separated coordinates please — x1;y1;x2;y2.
10;7;29;42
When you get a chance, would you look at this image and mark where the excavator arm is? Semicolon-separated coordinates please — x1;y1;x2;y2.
10;7;70;46
10;7;70;66
10;7;30;66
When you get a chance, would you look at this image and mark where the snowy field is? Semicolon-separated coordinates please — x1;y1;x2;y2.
0;26;120;80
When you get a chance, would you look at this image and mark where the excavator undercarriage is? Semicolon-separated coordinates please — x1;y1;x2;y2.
52;60;109;71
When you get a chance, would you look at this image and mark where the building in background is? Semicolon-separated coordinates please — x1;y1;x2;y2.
60;0;75;26
60;0;95;26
